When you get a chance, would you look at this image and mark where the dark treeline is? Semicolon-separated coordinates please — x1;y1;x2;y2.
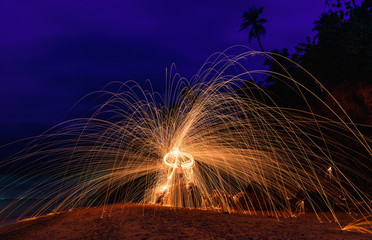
264;0;372;126
250;0;372;195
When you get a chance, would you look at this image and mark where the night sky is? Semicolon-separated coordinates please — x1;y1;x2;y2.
0;0;356;143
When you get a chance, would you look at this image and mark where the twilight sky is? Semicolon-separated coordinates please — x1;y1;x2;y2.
0;0;353;143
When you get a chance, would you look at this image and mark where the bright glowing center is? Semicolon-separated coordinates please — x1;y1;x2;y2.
163;148;194;168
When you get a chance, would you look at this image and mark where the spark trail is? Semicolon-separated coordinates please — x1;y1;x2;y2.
1;48;371;233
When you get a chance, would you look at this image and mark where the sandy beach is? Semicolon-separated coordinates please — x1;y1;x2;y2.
0;203;369;240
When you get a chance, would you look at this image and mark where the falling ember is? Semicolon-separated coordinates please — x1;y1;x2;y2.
0;48;371;233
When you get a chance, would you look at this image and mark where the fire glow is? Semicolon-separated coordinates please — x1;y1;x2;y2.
1;49;371;233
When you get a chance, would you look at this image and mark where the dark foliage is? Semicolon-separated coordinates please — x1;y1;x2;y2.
263;0;372;123
239;1;371;195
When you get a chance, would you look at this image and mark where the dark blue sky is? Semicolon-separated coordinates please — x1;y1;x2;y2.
0;0;359;142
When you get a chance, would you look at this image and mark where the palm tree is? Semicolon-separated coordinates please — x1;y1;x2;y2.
240;6;267;58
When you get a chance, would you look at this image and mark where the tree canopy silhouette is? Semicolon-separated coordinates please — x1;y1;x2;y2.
325;0;357;8
295;0;371;86
263;0;372;111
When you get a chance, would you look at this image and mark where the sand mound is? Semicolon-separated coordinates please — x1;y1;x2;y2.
0;203;369;239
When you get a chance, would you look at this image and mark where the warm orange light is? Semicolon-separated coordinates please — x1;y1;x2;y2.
163;148;194;169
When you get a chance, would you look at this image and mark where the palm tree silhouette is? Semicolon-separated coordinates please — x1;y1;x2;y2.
240;6;267;59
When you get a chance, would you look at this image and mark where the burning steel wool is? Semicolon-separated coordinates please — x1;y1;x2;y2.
154;148;196;207
0;48;371;233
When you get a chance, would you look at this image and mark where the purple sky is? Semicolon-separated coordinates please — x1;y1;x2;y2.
0;0;355;142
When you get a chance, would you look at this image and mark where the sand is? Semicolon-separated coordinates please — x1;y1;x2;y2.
0;203;370;240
